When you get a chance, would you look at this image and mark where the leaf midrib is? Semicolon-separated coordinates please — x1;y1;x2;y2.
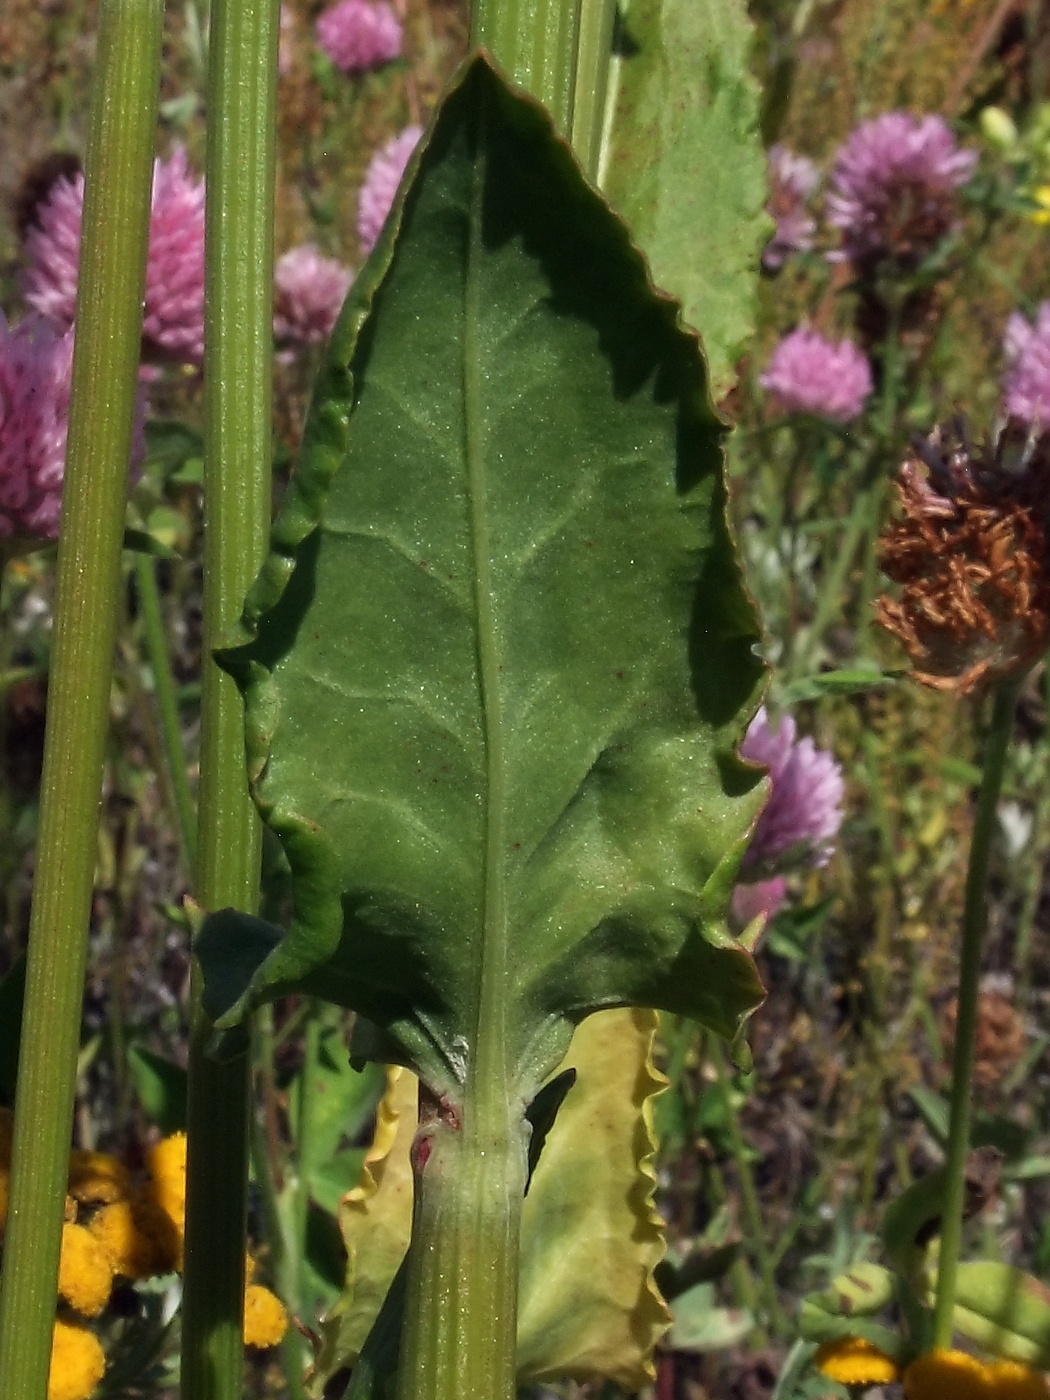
463;99;510;1117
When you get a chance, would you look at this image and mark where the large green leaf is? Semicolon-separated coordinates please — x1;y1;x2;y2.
601;0;770;399
198;53;765;1103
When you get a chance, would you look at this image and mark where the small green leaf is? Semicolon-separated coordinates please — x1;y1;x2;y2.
142;419;204;478
601;0;770;398
309;1149;367;1217
126;1045;187;1134
199;53;765;1102
668;1283;753;1352
288;1010;382;1181
778;669;902;706
122;527;179;559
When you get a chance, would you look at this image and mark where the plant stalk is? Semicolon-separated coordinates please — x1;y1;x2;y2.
180;0;278;1396
396;1102;529;1400
571;0;617;180
709;1039;789;1339
931;676;1021;1348
0;1;162;1394
249;1011;310;1400
471;0;581;137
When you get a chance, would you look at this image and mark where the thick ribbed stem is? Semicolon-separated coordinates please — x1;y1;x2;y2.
0;2;161;1395
396;1101;529;1400
471;0;581;138
180;0;278;1397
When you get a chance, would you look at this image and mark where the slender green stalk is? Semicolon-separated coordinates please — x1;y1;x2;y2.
135;554;197;861
249;1011;309;1400
1016;659;1050;996
396;1104;529;1400
180;0;278;1396
707;1159;764;1340
709;1040;788;1338
802;466;881;673
931;677;1022;1348
0;2;162;1395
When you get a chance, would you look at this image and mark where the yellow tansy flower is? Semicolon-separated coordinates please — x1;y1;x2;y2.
57;1222;114;1318
89;1199;169;1281
986;1360;1049;1399
48;1319;105;1400
132;1185;183;1273
146;1132;187;1231
814;1335;900;1387
904;1349;993;1400
68;1151;131;1206
243;1283;289;1349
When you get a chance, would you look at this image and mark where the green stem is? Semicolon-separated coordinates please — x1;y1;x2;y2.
135;553;197;862
180;0;278;1396
1015;659;1050;997
0;1;161;1395
931;677;1021;1349
802;467;880;673
571;0;616;180
249;1011;309;1400
396;1101;529;1400
707;1159;765;1341
709;1040;789;1339
471;0;580;137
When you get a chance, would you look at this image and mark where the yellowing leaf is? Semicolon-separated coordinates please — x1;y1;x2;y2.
309;1068;417;1386
517;1007;671;1387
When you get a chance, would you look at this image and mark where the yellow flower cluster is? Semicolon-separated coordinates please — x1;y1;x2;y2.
814;1335;900;1387
904;1351;1049;1400
817;1340;1048;1399
0;1113;289;1400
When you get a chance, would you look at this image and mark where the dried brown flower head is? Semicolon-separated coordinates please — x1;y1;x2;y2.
876;421;1050;694
943;990;1025;1089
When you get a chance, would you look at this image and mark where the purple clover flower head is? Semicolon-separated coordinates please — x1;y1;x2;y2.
760;327;872;422
763;145;818;271
826;112;977;274
274;245;353;353
20;171;80;329
358;125;423;257
141;146;206;363
0;314;146;543
1002;303;1050;428
0;313;72;540
731;877;788;931
739;707;845;876
23;146;205;366
316;0;402;73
